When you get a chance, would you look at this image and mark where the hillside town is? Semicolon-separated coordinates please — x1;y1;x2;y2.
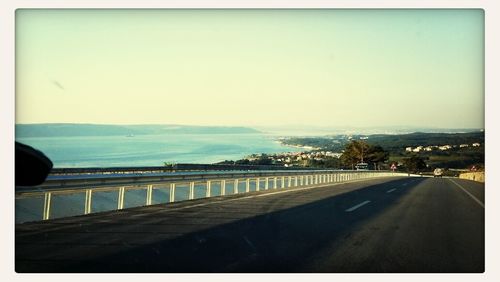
405;142;481;153
245;151;342;167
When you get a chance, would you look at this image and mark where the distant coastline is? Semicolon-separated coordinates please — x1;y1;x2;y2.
274;139;319;151
15;123;261;138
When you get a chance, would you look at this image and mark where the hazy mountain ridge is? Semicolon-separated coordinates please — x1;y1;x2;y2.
15;123;261;137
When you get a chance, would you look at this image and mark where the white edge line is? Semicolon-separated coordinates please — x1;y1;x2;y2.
448;179;484;208
386;188;396;193
345;200;371;212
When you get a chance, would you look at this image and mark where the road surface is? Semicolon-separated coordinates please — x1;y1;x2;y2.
16;176;484;273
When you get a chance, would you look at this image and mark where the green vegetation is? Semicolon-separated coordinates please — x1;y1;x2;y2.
281;131;484;171
340;140;389;170
402;155;427;173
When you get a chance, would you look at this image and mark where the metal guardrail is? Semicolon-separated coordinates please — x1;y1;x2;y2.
15;170;406;224
49;163;320;175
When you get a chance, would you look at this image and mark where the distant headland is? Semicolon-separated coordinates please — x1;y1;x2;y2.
15;123;261;138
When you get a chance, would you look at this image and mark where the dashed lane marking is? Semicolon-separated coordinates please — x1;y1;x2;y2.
345;200;371;212
386;188;397;193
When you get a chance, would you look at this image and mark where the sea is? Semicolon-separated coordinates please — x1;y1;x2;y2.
16;133;299;168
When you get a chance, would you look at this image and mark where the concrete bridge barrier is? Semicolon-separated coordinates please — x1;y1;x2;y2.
459;172;485;183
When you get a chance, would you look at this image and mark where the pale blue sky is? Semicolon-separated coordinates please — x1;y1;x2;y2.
16;9;484;128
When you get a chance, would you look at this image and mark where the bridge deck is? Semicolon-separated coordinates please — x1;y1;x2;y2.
15;177;484;273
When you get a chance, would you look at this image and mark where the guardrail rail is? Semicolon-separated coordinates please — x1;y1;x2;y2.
16;169;406;224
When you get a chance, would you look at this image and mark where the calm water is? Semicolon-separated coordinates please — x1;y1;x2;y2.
16;133;297;168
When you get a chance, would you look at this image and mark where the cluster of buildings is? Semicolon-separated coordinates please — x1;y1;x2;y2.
247;151;342;164
405;143;481;153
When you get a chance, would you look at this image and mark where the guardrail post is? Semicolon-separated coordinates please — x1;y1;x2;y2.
256;178;260;191
189;182;195;200
206;180;211;198
42;192;52;220
246;179;250;193
118;187;125;210
287;176;292;188
294;176;298;187
265;178;269;190
273;177;277;189
169;183;176;203
146;185;153;205
221;180;226;196
84;189;93;214
234;179;239;194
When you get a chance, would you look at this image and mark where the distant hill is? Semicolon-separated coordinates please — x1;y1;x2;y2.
282;131;485;153
281;131;484;169
360;131;485;151
15;123;261;138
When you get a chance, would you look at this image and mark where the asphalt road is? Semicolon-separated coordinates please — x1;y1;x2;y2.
15;176;484;273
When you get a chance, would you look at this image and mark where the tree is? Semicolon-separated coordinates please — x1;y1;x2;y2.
340;140;370;169
402;155;427;173
254;154;273;165
366;145;389;170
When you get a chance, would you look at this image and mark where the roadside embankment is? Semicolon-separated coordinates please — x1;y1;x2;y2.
459;172;485;183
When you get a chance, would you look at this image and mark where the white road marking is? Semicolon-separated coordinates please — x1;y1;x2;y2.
448;179;484;208
345;200;371;212
386;188;396;193
243;236;257;251
147;178;381;214
402;183;408;186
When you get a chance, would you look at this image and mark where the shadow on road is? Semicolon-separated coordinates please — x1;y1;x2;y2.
17;178;429;273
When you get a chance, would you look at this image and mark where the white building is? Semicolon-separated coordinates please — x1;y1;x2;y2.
412;146;423;153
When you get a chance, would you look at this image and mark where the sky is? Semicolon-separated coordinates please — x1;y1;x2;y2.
15;9;484;129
